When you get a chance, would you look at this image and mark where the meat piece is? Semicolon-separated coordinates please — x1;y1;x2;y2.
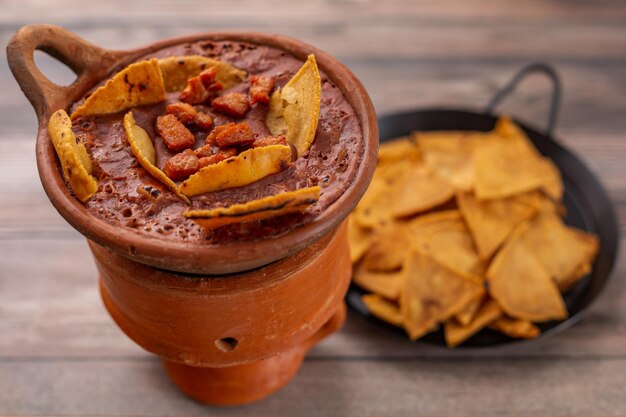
205;122;254;148
163;149;200;181
195;112;214;130
199;152;231;168
211;93;251;118
166;102;197;125
156;114;195;152
199;67;224;92
195;143;237;159
249;75;275;105
253;135;287;148
180;76;210;104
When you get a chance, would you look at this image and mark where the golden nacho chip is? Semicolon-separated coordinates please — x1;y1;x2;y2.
486;223;568;322
413;130;484;190
123;112;190;204
71;59;166;119
180;145;292;197
390;165;455;218
489;316;541;339
519;210;599;291
400;250;484;340
454;292;485;326
444;298;503;347
378;137;420;165
348;215;373;263
158;55;246;92
362;224;410;272
474;118;558;200
183;186;320;229
457;191;537;260
362;294;403;327
48;110;98;202
406;211;485;278
352;159;412;229
353;265;403;300
540;158;564;201
267;54;321;156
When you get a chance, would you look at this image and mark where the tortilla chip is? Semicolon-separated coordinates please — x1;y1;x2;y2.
378;137;420;165
71;59;166;119
353;265;403;300
489;316;540;339
267;54;321;156
474;118;557;199
362;294;403;327
454;292;485;326
406;211;485;278
457;191;537;260
401;250;484;340
184;186;319;229
519;210;599;291
390;165;455;218
413;130;484;190
362;224;409;272
180;145;291;197
540;158;564;201
47;110;98;202
352;159;411;229
158;55;246;92
348;215;373;263
444;298;503;347
487;223;568;322
123;112;190;204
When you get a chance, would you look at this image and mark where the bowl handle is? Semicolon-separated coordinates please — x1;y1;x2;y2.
6;24;126;121
485;62;562;137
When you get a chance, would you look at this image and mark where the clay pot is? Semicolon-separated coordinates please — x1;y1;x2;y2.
7;25;377;405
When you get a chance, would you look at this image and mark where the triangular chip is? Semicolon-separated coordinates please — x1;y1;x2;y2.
474;117;557;199
71;59;166;119
267;54;321;156
413;130;484;191
486;223;568;322
180;144;292;197
457;191;537;260
400;250;484;340
48;110;98;202
453;292;485;326
390;165;455;218
352;159;412;229
489;316;540;339
519;210;599;291
362;224;410;272
362;294;403;327
378;137;420;166
353;265;403;300
540;158;564;201
158;55;246;92
184;186;320;229
406;210;485;278
348;215;373;263
123;112;190;204
444;298;502;347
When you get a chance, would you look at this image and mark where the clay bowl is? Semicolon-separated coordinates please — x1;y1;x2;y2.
7;24;378;275
7;25;378;405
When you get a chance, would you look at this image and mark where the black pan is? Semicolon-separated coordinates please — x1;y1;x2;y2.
346;63;620;347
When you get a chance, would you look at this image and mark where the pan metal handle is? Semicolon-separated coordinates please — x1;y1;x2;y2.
486;62;562;137
6;24;126;121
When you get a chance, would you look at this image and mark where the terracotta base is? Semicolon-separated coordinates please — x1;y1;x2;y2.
162;303;346;406
93;221;352;406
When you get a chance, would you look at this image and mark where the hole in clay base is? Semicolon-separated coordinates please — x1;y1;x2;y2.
215;337;239;352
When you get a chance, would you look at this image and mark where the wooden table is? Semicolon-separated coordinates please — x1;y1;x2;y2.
1;1;625;415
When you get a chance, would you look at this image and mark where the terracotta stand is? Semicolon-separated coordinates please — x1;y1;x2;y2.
93;221;350;405
7;25;378;406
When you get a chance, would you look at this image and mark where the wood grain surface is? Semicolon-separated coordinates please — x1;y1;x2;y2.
1;1;625;416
